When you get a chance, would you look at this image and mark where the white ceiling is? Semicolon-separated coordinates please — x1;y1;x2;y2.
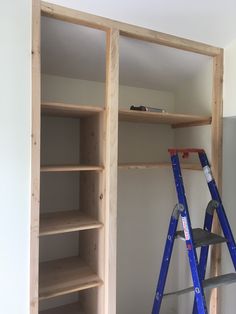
47;0;236;47
41;17;211;90
41;0;236;90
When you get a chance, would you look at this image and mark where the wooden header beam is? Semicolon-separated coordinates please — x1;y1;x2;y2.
41;1;222;57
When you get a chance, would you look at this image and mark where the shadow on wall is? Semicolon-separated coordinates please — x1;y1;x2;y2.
221;117;236;314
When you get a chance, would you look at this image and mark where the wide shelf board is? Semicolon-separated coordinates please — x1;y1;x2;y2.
41;165;104;172
40;302;84;314
41;102;103;118
118;162;202;171
40;210;103;236
39;256;103;300
119;109;212;128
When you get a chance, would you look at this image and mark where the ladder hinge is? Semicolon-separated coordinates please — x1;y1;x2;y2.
206;200;219;215
172;203;184;219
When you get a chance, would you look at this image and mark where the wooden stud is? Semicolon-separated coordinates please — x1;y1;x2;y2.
104;28;119;314
79;112;105;314
40;165;104;172
209;50;224;314
118;162;202;171
31;0;41;313
41;1;221;56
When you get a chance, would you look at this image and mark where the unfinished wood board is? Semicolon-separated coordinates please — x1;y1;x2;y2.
79;112;105;313
41;2;221;56
119;109;212;127
41;165;104;172
42;102;103;118
104;28;119;314
209;51;224;314
39;256;103;300
40;302;84;314
31;0;41;313
118;162;202;171
40;210;103;236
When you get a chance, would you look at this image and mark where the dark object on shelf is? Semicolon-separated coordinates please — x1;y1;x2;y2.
130;105;166;113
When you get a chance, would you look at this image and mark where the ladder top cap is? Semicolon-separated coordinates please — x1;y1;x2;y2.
168;148;205;156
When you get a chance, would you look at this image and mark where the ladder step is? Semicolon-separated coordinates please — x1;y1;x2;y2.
164;273;236;297
176;228;227;247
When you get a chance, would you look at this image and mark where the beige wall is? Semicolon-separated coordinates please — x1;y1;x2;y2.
224;39;236;117
221;118;236;314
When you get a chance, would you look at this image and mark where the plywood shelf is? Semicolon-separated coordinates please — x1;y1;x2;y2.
119;109;212;128
41;165;104;172
118;162;202;171
40;302;84;314
41;102;103;118
39;256;103;300
40;210;103;236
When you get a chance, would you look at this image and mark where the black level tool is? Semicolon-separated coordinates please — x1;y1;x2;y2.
130;105;165;113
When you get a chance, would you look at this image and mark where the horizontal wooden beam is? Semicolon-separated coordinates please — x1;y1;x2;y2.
118;162;202;171
41;1;222;56
41;165;104;172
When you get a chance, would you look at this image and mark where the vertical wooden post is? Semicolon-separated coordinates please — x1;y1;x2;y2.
31;0;41;313
105;28;119;314
209;50;224;314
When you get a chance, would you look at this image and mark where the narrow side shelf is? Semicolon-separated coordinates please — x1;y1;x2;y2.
40;302;84;314
118;162;202;171
119;109;212;128
39;256;103;300
41;102;103;118
41;165;104;172
40;210;103;236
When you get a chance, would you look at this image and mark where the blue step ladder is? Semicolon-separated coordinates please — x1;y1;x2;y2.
152;148;236;314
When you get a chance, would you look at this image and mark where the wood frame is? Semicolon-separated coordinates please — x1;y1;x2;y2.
31;1;223;314
31;0;41;313
209;51;224;314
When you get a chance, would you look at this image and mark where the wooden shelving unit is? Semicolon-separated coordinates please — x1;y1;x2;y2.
118;162;202;171
119;109;212;128
31;2;223;314
40;302;84;314
40;210;103;236
39;75;105;311
39;256;103;300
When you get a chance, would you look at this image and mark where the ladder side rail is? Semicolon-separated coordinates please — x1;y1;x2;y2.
152;207;180;314
199;152;236;269
171;153;208;314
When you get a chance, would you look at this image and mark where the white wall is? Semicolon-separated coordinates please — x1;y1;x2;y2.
224;39;236;117
0;1;31;314
221;38;236;313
